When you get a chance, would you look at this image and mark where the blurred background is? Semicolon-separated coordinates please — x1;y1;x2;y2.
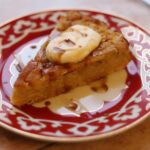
0;0;150;30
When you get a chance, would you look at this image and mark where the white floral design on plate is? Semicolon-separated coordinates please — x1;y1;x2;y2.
17;117;46;131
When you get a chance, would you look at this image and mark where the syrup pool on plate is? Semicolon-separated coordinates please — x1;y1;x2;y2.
33;69;128;116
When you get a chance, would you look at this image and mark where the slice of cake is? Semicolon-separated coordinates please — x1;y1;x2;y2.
11;11;131;106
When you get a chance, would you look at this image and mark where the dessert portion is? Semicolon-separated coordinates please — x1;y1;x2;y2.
11;11;131;106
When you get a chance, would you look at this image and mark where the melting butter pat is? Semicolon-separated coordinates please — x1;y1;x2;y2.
46;24;101;63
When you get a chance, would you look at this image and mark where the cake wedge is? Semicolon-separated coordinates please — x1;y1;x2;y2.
11;11;131;106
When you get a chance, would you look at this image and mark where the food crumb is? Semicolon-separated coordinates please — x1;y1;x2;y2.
45;101;51;106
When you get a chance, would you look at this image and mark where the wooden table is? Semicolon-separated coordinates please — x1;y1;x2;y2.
0;0;150;150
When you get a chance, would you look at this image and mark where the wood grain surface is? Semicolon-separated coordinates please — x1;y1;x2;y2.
0;0;150;150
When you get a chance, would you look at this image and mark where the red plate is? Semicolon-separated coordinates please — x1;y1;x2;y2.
0;10;150;142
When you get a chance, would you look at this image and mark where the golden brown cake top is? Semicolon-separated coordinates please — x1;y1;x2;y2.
15;11;130;86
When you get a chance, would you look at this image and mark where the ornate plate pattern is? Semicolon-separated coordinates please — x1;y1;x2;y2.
0;10;150;142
